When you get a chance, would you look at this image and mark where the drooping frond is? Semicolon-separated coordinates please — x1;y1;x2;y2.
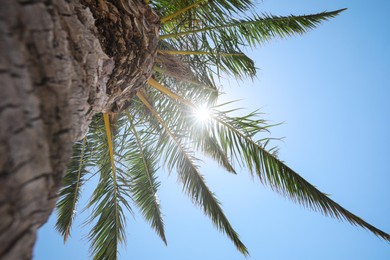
160;9;345;78
146;82;390;242
136;90;249;255
211;110;390;242
161;9;346;41
159;9;345;80
87;114;131;260
124;111;167;244
55;137;90;242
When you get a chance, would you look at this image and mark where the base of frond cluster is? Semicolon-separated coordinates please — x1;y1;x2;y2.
83;0;160;113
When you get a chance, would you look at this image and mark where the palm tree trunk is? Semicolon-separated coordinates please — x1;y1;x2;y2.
0;0;159;259
83;0;160;113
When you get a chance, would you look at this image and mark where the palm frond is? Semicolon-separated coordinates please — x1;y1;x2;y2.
195;133;237;174
159;10;346;79
161;9;346;41
137;90;249;255
86;114;131;260
152;65;219;105
160;9;345;78
124;111;167;244
146;81;236;173
145;81;390;242
212;110;390;242
159;37;256;79
160;0;206;23
55;137;90;242
155;0;253;23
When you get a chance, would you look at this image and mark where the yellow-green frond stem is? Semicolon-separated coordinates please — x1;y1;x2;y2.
102;113;120;245
152;66;218;93
103;114;116;176
147;78;194;107
137;91;174;136
160;0;207;23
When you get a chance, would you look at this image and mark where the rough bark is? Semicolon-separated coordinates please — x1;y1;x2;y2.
0;0;159;259
83;0;160;113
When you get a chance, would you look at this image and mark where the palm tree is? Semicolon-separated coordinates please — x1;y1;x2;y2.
52;1;390;259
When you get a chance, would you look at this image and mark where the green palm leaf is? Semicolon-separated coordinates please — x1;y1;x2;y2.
161;9;346;41
55;137;90;242
87;114;131;260
56;1;390;258
212;110;390;241
124;111;167;244
137;91;249;255
146;81;390;242
156;0;254;24
146;80;236;173
160;9;345;78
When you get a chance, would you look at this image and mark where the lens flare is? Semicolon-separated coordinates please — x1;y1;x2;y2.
194;105;211;123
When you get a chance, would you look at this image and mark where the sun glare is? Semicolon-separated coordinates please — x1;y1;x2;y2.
194;105;211;123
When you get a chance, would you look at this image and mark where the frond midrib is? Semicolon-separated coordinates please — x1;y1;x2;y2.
103;113;121;252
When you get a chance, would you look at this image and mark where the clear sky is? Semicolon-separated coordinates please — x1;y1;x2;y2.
34;1;390;259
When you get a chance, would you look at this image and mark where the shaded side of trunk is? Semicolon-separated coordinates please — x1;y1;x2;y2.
0;0;113;259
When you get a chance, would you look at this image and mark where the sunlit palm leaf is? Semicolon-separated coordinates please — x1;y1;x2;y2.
137;91;249;255
161;9;346;42
160;10;345;78
146;80;236;173
124;111;167;244
155;0;253;24
212;111;390;241
87;114;131;260
148;81;390;242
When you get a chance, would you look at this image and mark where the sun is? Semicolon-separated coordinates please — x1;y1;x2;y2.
194;105;211;123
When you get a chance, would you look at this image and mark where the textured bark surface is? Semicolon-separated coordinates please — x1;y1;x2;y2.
0;0;160;258
0;0;160;257
83;0;160;113
0;0;113;259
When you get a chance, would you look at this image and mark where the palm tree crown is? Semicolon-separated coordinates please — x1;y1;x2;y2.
55;1;389;259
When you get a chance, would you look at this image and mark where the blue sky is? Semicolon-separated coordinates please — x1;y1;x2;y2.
34;1;390;259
